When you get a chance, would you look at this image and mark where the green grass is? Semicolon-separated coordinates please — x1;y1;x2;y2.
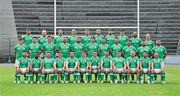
0;65;180;96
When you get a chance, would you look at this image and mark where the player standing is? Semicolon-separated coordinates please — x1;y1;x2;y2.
118;30;129;47
110;38;123;57
130;32;141;49
57;37;71;58
22;28;32;46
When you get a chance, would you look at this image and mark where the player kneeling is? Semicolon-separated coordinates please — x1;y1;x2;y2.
139;51;151;84
79;52;92;83
64;51;79;83
29;53;42;84
53;51;66;83
41;52;54;84
15;52;30;84
151;53;165;84
99;51;113;83
112;51;126;83
126;51;141;83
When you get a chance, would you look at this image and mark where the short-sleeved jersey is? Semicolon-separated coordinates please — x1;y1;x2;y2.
122;46;136;58
55;57;65;68
38;36;48;46
43;57;54;69
58;43;71;58
118;35;129;47
43;42;56;57
145;40;155;48
30;57;42;68
126;56;139;68
101;56;112;68
94;35;104;44
78;57;90;68
18;57;29;68
105;35;115;46
82;35;91;45
99;44;110;57
86;43;99;57
112;57;125;69
68;36;77;45
110;44;123;57
152;45;167;59
130;37;141;49
53;35;63;46
14;44;28;59
137;46;151;57
151;58;163;69
90;56;100;66
139;57;150;68
71;43;85;58
66;57;78;68
22;35;32;46
28;43;42;58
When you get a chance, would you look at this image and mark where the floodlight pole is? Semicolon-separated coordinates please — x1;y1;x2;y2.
54;0;57;36
137;0;140;38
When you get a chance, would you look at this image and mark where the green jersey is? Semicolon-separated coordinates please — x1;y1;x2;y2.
79;57;90;68
151;58;163;69
99;44;110;57
58;43;71;58
53;35;63;46
126;56;139;68
139;57;150;68
55;57;65;68
28;43;42;58
112;57;125;69
68;36;77;45
14;44;27;59
105;35;115;46
31;57;42;68
122;46;136;58
38;36;48;46
130;37;141;49
101;56;112;68
43;58;54;69
82;35;91;45
66;57;78;68
152;45;167;59
43;42;56;57
90;56;100;66
94;35;104;44
86;43;99;57
22;35;32;46
110;44;123;57
118;35;129;47
146;40;155;48
71;43;85;58
18;57;29;68
137;46;151;57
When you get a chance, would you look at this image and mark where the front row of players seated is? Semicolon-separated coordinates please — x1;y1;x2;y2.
14;50;165;84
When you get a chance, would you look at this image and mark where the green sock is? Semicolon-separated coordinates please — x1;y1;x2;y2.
37;74;41;81
131;74;134;81
101;73;104;81
29;73;34;82
42;74;46;81
155;74;157;81
73;73;77;81
16;73;21;81
61;72;65;81
105;74;108;81
86;72;89;81
140;73;143;81
89;73;92;81
161;73;165;82
49;74;54;81
122;73;126;81
65;72;69;81
147;72;151;81
114;74;117;81
110;73;114;81
54;73;58;81
24;74;28;81
150;73;155;82
98;73;101;81
77;72;80;81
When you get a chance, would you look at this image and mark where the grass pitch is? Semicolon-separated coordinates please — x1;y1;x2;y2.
0;65;180;96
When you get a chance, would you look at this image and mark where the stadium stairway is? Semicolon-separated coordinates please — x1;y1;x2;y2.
11;0;180;55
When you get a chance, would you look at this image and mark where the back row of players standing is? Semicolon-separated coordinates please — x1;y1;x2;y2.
15;28;167;60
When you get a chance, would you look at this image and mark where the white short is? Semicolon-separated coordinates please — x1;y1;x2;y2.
116;68;124;73
80;68;86;73
20;68;28;73
33;68;40;72
56;68;64;72
104;68;110;74
43;69;53;73
68;68;75;73
92;65;98;73
143;69;148;73
130;68;137;73
154;69;161;73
